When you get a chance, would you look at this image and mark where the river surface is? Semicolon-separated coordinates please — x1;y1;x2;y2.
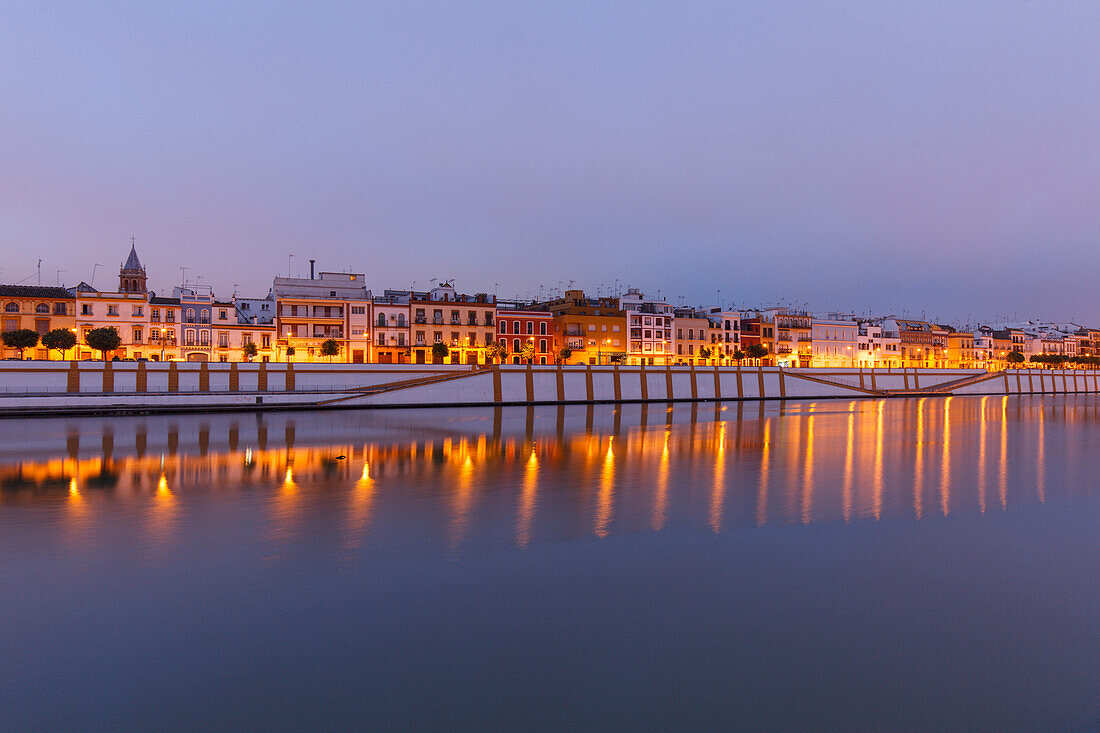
1;397;1098;730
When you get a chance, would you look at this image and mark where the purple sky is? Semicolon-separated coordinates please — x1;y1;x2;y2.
3;1;1099;324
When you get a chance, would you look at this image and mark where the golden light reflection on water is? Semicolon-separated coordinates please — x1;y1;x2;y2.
710;422;726;533
652;431;670;532
595;437;615;538
0;397;1085;549
516;450;538;547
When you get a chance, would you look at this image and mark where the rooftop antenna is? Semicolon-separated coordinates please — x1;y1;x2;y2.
91;263;104;288
36;258;41;285
56;269;64;286
180;266;190;287
288;253;294;278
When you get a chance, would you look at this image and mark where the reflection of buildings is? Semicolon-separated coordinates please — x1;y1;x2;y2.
0;398;1084;547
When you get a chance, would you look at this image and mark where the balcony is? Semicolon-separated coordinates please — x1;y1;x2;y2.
414;317;427;324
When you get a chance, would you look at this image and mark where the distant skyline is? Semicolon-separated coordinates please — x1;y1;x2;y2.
4;1;1100;324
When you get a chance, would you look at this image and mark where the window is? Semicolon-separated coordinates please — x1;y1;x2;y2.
261;334;270;348
166;310;175;322
186;309;196;323
199;330;210;346
199;310;210;324
151;309;160;322
526;321;533;334
218;332;229;348
54;303;66;315
397;314;406;327
35;303;49;314
132;328;142;343
107;305;119;316
218;309;227;320
185;329;196;346
539;322;546;335
3;302;18;313
378;312;387;327
500;321;508;334
351;306;365;315
132;306;143;317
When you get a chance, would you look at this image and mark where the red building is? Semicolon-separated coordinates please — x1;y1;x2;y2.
496;308;555;364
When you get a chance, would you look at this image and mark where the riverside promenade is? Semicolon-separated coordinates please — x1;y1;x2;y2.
0;361;1095;416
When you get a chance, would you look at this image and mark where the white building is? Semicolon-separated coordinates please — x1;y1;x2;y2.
811;318;858;367
620;288;673;365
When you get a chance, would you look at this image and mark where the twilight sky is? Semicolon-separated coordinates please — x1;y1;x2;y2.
2;1;1099;324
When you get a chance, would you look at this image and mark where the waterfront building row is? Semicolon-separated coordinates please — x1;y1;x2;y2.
3;244;1099;369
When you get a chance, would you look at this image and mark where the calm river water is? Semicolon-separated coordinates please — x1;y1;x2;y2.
1;397;1098;730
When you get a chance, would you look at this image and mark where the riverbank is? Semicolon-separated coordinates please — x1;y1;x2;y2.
0;362;1095;416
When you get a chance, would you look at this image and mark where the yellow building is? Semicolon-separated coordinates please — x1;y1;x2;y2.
0;285;76;359
409;283;496;364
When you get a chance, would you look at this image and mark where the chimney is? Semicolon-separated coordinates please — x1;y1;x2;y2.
309;259;316;279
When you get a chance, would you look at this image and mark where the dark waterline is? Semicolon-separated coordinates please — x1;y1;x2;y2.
1;397;1098;730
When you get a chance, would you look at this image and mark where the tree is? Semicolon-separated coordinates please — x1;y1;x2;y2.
485;341;507;364
320;339;340;362
1006;351;1025;364
84;327;121;361
732;349;746;363
242;342;259;361
745;343;768;363
41;328;77;359
556;346;573;364
699;346;712;361
431;342;449;364
285;346;296;361
520;340;536;363
1;329;40;359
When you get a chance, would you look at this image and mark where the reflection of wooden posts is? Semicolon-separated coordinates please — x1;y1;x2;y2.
136;429;147;457
67;361;79;393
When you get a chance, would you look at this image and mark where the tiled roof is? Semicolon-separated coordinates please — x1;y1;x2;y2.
0;284;74;299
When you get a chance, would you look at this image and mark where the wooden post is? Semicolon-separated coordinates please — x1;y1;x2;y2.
493;366;503;402
285;362;295;391
257;361;268;392
102;361;114;393
199;361;209;392
229;362;239;392
714;364;722;400
689;364;698;400
67;360;80;393
639;363;648;400
613;365;622;401
168;361;179;392
525;363;534;402
136;360;147;393
585;364;594;402
556;363;565;402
